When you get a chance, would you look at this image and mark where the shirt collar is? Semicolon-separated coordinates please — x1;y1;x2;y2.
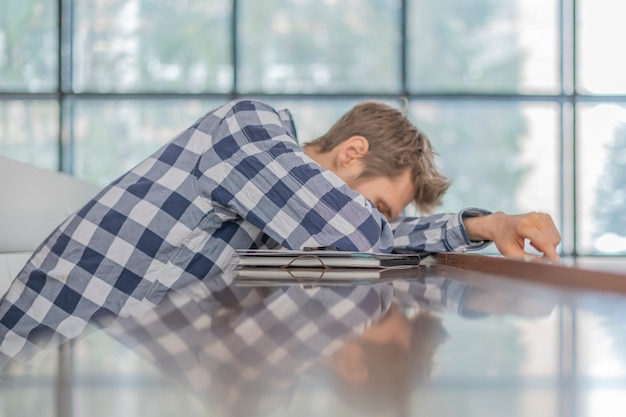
277;108;298;142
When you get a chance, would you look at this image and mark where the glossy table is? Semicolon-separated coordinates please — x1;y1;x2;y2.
2;254;626;417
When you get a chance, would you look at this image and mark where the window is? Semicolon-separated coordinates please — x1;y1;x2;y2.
1;0;624;258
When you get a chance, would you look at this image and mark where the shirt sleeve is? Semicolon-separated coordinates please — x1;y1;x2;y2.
389;208;493;253
195;99;395;252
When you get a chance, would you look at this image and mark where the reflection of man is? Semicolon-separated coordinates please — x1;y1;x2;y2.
325;305;445;417
105;281;395;417
323;268;556;416
98;268;555;417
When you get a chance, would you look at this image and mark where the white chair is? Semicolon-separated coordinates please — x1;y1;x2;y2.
0;157;99;295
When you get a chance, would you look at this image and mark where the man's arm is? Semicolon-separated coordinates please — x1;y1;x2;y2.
390;209;561;259
463;211;561;260
389;208;492;253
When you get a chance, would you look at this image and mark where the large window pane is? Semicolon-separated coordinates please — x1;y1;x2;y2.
578;103;626;255
73;0;232;93
73;99;223;185
408;0;559;93
408;101;559;221
238;0;401;93
0;100;58;170
0;0;57;92
578;0;626;94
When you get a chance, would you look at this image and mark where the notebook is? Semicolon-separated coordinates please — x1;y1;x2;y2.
234;249;421;269
234;265;422;286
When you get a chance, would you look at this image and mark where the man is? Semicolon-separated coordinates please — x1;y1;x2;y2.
0;99;560;359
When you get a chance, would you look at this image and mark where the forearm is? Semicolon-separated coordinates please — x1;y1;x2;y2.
463;210;503;242
390;208;492;253
461;211;561;259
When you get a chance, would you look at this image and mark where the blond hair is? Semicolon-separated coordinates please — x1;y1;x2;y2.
309;101;449;213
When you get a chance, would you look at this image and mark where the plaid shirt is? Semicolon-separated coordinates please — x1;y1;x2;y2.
103;271;470;417
0;99;489;364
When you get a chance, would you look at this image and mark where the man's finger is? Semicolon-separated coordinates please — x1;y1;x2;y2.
525;228;560;260
498;243;528;259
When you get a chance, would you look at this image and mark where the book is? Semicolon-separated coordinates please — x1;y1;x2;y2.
234;265;422;286
234;249;421;268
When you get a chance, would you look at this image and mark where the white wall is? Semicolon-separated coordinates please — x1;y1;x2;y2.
0;157;100;292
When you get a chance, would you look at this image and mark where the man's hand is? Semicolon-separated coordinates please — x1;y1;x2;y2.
463;211;561;260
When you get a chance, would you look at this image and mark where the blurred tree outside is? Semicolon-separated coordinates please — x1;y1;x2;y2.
0;0;58;169
0;0;56;92
408;0;527;214
593;124;626;252
0;101;58;170
73;0;231;92
410;0;523;93
411;103;527;214
238;0;400;93
73;99;218;185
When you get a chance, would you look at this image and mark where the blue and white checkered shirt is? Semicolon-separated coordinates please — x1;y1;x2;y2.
0;99;489;361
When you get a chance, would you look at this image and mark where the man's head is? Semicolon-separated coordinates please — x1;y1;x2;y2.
322;306;448;416
304;101;449;216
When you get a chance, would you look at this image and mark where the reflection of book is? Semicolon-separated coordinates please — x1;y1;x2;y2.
234;265;422;286
234;249;421;268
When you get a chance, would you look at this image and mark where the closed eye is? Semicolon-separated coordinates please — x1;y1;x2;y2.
376;202;392;220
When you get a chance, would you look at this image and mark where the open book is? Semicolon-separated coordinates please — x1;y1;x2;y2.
234;249;421;268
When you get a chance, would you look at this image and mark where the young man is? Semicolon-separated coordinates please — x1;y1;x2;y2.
0;99;560;359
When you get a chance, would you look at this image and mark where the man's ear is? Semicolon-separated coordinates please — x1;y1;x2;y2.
336;135;369;168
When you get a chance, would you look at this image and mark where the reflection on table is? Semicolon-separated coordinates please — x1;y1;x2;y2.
2;255;626;417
